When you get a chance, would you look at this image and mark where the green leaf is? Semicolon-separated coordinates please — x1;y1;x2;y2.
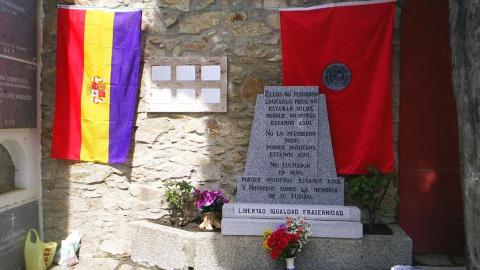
346;166;398;225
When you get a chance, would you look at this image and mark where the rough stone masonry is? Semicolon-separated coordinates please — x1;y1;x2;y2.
40;0;401;258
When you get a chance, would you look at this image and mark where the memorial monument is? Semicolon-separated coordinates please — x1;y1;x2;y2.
222;86;362;238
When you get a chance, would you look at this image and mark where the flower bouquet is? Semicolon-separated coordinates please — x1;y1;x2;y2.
263;216;311;269
194;189;229;230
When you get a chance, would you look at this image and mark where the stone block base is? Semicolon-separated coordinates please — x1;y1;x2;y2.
131;221;412;270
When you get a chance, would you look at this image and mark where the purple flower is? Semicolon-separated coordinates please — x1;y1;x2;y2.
194;189;229;212
276;223;287;231
204;191;215;206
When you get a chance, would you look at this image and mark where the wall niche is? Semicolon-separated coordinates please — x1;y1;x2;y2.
0;144;15;194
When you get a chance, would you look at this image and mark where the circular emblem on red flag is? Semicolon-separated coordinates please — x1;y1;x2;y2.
323;63;351;91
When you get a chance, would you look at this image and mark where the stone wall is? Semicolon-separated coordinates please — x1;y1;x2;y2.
40;0;401;258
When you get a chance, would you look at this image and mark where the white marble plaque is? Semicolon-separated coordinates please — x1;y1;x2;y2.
201;65;221;81
176;89;196;104
201;88;220;103
145;57;227;112
151;88;172;104
152;66;171;81
176;66;196;81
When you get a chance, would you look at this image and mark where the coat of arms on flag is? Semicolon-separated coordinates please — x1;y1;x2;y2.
90;76;106;104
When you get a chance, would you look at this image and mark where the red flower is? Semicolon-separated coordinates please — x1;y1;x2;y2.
267;232;279;247
269;250;278;259
278;237;289;249
270;246;283;259
290;234;299;242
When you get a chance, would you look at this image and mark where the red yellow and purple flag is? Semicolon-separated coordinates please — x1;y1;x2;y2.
51;7;142;163
280;0;396;174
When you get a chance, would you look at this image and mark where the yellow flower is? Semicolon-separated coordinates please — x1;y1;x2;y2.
263;229;272;239
263;239;270;250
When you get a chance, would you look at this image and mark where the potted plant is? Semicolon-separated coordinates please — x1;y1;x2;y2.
194;189;229;230
164;180;195;226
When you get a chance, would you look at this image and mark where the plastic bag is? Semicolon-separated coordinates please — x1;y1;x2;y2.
53;230;82;267
24;229;57;270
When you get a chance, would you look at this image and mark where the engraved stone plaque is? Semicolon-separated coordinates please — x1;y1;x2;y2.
237;86;343;205
0;58;37;128
0;201;40;270
0;0;37;62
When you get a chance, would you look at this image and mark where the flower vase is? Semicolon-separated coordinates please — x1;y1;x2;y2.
199;211;221;230
285;257;295;270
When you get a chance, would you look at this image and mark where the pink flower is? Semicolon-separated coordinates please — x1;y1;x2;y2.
194;189;228;212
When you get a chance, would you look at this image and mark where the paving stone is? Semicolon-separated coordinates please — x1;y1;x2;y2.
414;253;454;266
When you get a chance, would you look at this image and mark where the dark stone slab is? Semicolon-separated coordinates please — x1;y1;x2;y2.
0;0;37;62
0;57;37;128
0;200;40;270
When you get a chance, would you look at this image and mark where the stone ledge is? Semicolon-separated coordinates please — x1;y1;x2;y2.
222;203;362;221
221;218;363;239
131;221;412;270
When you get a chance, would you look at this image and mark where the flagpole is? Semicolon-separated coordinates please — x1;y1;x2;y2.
279;0;396;12
56;5;141;12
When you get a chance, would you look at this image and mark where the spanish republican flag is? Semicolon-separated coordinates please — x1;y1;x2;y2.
280;0;395;174
51;7;142;163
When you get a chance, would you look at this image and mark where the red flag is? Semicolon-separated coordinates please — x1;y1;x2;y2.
280;0;395;174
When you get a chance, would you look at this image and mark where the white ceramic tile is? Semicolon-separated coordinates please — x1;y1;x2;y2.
176;89;196;104
201;88;221;104
201;65;221;81
152;66;171;81
176;66;196;81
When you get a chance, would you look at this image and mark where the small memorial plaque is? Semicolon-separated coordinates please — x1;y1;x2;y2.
152;66;171;81
176;66;196;81
0;201;40;270
201;65;221;81
176;89;196;103
0;0;37;62
0;57;37;128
